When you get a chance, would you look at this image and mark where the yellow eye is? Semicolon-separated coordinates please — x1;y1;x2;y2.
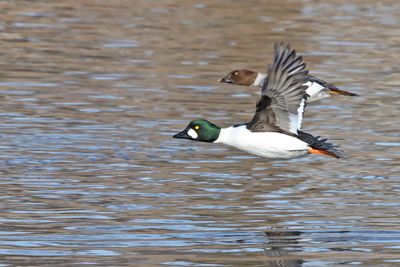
194;125;200;130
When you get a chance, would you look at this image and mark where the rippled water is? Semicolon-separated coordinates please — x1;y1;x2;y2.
0;0;399;266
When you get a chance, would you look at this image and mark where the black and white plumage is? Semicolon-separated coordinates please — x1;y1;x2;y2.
214;43;343;159
247;43;309;134
175;42;344;159
219;61;358;103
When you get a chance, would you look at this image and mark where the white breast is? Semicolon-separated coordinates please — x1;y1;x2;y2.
215;125;309;159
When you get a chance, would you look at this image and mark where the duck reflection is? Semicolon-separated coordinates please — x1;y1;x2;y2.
263;228;304;267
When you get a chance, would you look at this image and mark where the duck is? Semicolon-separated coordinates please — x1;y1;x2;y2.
219;68;357;103
173;43;343;159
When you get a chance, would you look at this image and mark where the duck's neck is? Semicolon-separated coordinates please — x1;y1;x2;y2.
197;121;221;143
214;127;230;144
252;72;267;87
214;125;243;145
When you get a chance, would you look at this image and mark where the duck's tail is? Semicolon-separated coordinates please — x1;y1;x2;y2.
297;131;344;159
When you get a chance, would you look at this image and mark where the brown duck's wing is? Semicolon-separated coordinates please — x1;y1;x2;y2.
308;74;358;96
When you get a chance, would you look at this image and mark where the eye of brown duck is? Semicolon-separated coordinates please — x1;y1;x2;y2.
233;71;239;76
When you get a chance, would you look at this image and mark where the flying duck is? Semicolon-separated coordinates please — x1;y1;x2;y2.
173;43;343;159
219;68;357;103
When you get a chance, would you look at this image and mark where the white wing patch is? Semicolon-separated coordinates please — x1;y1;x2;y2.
286;97;306;133
296;98;306;130
285;97;306;134
305;81;331;102
188;128;198;139
305;81;324;97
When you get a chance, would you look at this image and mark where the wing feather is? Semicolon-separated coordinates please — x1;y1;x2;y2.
247;43;309;134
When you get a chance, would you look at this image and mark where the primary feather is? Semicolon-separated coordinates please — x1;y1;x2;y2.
247;43;309;134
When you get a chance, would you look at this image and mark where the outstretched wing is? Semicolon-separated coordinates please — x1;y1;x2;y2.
247;43;309;134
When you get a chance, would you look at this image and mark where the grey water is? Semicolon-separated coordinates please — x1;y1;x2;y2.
0;0;399;266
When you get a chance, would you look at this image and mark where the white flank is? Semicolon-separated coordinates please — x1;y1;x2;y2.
187;128;198;139
215;125;308;159
252;73;268;87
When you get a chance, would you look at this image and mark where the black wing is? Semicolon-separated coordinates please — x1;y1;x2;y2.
247;43;309;133
297;130;345;158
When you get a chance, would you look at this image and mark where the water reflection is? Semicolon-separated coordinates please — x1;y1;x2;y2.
0;0;399;266
263;229;303;267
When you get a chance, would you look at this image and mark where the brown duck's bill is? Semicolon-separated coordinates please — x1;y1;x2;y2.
218;76;233;83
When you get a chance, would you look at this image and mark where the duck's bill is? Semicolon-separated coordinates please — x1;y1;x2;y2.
218;76;232;83
173;129;190;139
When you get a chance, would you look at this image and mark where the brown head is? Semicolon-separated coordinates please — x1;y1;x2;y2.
219;69;258;86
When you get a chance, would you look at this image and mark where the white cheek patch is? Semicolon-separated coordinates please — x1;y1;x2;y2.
187;128;198;139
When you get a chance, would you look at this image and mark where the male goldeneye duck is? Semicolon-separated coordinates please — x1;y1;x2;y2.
174;43;343;159
219;68;357;103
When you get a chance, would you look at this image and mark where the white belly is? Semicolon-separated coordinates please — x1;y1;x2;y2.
215;126;309;159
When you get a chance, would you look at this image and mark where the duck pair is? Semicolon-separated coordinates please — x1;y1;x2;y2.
174;43;356;160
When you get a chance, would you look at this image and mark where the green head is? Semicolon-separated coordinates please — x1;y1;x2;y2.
173;119;221;143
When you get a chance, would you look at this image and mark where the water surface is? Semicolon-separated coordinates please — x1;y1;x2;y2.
0;0;399;266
